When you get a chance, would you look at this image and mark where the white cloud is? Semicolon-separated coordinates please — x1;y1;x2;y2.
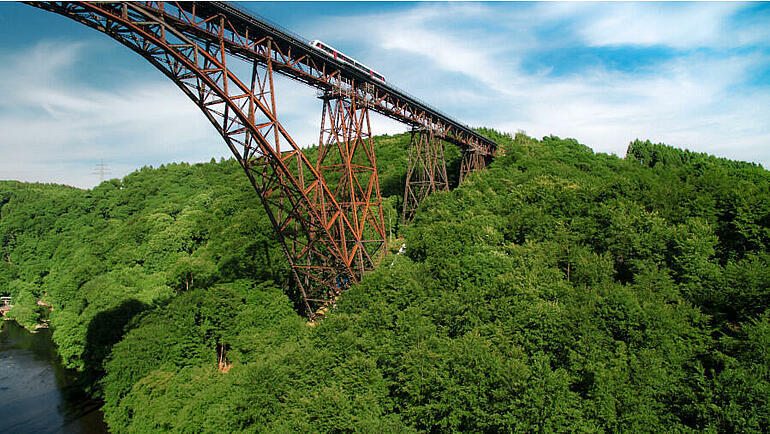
2;2;769;191
572;3;743;49
0;39;407;188
303;2;770;168
500;52;770;165
0;41;227;187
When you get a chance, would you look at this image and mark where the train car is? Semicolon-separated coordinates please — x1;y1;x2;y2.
310;40;386;83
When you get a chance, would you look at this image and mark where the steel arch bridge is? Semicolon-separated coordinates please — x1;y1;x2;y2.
25;1;499;319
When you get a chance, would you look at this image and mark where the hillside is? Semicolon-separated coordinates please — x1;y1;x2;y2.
1;133;769;431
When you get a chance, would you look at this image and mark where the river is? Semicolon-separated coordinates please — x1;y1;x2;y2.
0;320;108;433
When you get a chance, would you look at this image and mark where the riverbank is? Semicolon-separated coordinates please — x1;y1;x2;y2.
2;313;49;333
1;297;52;332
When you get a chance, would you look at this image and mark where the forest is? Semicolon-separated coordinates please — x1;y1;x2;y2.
1;131;769;432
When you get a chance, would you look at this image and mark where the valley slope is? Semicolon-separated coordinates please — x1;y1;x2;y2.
1;132;768;431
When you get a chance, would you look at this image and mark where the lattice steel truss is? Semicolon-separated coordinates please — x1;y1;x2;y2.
315;87;386;291
26;1;384;318
402;128;449;222
26;1;498;318
459;150;490;184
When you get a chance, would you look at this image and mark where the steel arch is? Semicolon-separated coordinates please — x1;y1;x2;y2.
27;1;380;318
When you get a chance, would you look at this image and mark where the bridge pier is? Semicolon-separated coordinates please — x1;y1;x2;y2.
25;1;497;319
314;85;386;306
459;149;488;184
402;127;449;222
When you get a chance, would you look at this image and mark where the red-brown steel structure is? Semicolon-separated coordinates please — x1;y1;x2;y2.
402;128;449;222
316;87;387;279
25;1;499;318
459;150;492;184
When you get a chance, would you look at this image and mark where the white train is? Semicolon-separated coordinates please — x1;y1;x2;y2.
310;40;386;84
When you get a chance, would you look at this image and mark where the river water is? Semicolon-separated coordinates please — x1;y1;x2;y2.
0;320;108;433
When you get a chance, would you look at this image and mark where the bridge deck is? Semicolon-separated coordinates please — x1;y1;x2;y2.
165;1;498;155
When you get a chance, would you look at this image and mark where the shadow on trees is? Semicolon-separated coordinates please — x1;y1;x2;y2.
80;299;148;397
380;173;406;198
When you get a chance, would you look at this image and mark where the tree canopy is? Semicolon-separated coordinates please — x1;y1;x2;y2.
1;132;768;432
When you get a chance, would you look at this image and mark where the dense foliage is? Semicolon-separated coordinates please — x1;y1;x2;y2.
1;133;768;432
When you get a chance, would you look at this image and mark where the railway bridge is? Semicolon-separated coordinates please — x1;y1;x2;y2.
26;1;500;319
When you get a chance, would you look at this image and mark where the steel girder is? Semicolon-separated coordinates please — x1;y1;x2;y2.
27;1;386;318
402;128;449;222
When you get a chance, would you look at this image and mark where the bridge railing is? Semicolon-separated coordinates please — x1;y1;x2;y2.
214;1;312;47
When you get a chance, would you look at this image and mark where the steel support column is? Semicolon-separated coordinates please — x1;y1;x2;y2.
26;1;373;320
401;127;449;222
459;150;487;183
314;85;386;311
25;1;499;320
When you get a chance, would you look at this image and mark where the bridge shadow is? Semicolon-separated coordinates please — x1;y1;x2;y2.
380;174;406;199
79;299;148;397
446;152;463;190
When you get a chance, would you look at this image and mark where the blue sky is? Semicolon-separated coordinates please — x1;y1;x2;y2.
0;2;769;188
